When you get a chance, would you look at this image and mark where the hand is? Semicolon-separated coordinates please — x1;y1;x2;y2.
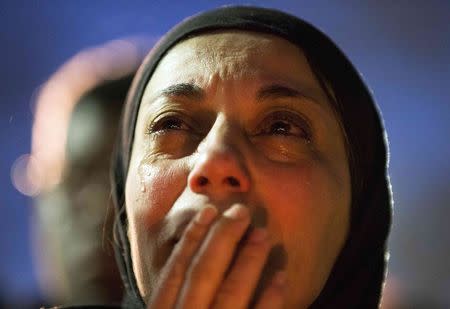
147;204;286;309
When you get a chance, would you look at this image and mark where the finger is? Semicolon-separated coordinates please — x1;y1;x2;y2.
254;271;286;309
213;227;271;309
177;204;251;308
148;206;218;309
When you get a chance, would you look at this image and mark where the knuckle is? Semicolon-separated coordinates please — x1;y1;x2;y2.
218;278;241;297
213;279;246;308
187;254;208;280
167;250;187;278
183;221;206;243
242;242;269;258
214;216;248;238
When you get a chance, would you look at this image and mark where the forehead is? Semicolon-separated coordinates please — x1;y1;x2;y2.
143;30;327;104
161;31;296;65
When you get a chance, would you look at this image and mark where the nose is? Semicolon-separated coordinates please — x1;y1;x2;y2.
188;124;250;199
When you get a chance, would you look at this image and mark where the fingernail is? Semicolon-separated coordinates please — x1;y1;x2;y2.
223;204;249;220
272;271;287;288
195;206;218;225
247;227;268;243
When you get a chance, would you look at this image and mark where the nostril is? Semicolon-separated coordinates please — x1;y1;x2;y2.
198;176;209;186
226;176;240;187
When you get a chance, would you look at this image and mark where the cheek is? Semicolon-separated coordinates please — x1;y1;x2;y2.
259;163;315;247
258;161;313;214
126;158;187;230
125;158;187;300
257;159;349;244
256;160;350;305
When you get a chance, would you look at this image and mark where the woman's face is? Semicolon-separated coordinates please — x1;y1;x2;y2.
126;31;351;307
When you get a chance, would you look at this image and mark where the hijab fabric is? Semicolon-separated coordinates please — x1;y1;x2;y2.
112;6;392;308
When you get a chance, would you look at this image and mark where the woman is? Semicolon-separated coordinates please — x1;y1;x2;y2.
111;6;391;309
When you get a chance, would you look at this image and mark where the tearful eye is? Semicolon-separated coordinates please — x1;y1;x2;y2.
269;120;295;135
144;112;201;158
258;111;311;140
148;116;190;134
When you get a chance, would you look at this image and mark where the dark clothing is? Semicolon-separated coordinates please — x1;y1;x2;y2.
111;6;392;308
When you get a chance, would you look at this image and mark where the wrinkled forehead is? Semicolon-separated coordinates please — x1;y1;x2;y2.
140;30;330;106
153;31;303;77
172;31;281;57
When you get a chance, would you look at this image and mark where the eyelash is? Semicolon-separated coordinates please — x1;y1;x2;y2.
147;115;191;134
256;111;312;141
147;116;189;133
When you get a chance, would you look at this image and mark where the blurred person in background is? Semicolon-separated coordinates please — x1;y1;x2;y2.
29;39;148;306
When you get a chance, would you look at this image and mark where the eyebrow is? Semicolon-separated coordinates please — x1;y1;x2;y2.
158;83;205;101
150;82;321;107
256;84;311;102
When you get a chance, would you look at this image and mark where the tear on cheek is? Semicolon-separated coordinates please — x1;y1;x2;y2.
133;162;186;229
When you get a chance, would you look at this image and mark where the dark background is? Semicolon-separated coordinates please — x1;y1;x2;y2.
1;0;449;306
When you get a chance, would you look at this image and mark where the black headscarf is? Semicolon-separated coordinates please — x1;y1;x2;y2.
112;6;392;308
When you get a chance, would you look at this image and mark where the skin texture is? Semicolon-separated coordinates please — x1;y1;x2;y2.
125;31;351;308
